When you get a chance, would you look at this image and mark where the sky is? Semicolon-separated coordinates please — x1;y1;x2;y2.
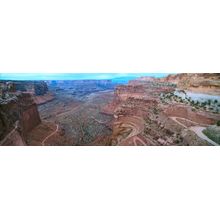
0;73;170;80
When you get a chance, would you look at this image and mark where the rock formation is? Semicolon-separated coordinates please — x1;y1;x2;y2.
0;93;41;145
34;81;48;95
0;80;54;105
103;75;220;146
161;73;220;95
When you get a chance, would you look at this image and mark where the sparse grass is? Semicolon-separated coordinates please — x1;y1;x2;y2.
203;126;220;145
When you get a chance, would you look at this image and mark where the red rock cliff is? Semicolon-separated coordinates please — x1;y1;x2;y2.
0;93;41;145
161;73;220;94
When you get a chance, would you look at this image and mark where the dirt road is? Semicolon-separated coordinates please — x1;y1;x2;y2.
170;117;218;146
117;116;147;146
42;124;59;146
190;126;218;146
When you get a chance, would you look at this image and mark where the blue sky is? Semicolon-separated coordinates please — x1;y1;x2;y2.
0;73;171;80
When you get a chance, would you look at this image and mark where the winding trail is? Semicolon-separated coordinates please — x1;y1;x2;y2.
190;126;218;146
170;117;209;128
170;117;188;129
56;105;81;118
42;124;59;146
169;117;218;146
133;136;146;146
90;116;108;125
117;116;147;146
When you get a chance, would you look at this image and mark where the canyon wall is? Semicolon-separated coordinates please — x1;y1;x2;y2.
115;82;174;102
0;93;41;145
164;105;218;125
47;80;114;89
161;73;220;95
12;81;49;95
20;94;41;135
129;73;220;95
0;80;54;105
115;85;148;101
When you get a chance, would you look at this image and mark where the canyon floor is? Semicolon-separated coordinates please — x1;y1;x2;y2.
27;83;220;146
26;88;114;146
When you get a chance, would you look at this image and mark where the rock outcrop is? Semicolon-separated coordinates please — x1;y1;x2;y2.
0;93;41;145
161;73;220;95
12;81;49;95
164;105;218;125
0;80;54;105
129;76;157;85
34;81;48;95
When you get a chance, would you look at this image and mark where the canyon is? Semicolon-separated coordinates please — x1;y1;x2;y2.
0;73;219;146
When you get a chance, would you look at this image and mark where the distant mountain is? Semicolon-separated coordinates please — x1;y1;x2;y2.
0;73;169;81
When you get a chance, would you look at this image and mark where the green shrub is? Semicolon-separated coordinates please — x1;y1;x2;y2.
203;129;220;145
217;121;220;126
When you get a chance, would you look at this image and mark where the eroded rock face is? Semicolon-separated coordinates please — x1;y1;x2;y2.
21;103;41;135
0;129;26;146
164;105;218;125
115;85;148;101
132;73;220;95
0;93;41;145
129;76;157;85
103;76;219;146
34;82;48;96
5;81;49;95
0;80;54;105
104;81;176;145
161;73;220;95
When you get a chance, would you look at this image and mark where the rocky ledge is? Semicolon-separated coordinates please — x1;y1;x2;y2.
0;93;41;145
161;73;220;95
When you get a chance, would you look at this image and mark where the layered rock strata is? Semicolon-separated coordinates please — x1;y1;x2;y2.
0;93;41;145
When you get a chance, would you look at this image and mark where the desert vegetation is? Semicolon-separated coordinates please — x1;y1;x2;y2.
160;91;220;113
203;125;220;145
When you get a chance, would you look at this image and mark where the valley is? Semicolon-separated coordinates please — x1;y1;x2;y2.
0;73;220;146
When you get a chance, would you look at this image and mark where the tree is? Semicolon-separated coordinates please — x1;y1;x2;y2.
217;121;220;126
195;101;199;106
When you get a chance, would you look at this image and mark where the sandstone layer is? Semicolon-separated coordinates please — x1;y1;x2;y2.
0;93;41;145
161;73;220;95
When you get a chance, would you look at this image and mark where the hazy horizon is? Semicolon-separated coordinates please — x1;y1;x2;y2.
0;73;170;81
